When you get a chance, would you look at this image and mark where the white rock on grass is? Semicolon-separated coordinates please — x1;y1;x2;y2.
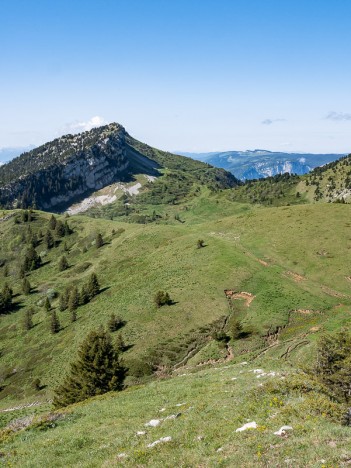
145;419;161;427
253;369;264;374
147;436;172;448
117;453;128;458
235;421;257;432
164;413;181;421
231;377;237;381
136;431;146;436
274;426;293;436
175;403;186;407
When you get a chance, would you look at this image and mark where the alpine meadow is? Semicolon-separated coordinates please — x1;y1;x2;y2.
1;1;351;466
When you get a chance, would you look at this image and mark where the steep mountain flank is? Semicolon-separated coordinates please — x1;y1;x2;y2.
0;124;239;211
297;154;351;202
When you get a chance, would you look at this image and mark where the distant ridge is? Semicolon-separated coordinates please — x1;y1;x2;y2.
176;149;346;180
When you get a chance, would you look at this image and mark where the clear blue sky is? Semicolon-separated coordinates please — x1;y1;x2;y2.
1;0;351;153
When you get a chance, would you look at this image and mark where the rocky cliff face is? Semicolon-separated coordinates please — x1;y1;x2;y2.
0;124;145;210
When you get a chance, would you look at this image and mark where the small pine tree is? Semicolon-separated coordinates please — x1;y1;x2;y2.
33;378;41;391
107;313;124;332
23;246;41;272
229;319;243;340
44;297;51;312
50;311;60;334
44;230;54;249
79;285;90;305
23;308;34;331
49;215;57;230
22;277;31;295
53;328;126;407
59;288;70;311
87;273;100;299
197;239;205;249
95;233;104;249
68;287;79;312
64;221;71;236
1;283;13;312
55;220;65;238
115;333;126;353
70;308;77;323
58;255;69;272
154;291;172;308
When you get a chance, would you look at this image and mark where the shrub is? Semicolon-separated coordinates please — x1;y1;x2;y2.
154;291;172;308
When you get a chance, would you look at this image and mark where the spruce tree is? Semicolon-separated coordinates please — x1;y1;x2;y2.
50;311;60;334
87;273;100;299
58;255;69;272
95;233;103;249
79;285;90;305
49;215;57;230
70;308;77;323
23;246;41;271
59;289;69;311
68;287;79;312
115;333;126;353
55;220;65;238
23;308;34;331
22;277;31;295
53;328;125;407
44;230;54;249
44;297;51;312
64;221;71;236
1;283;13;312
108;313;124;332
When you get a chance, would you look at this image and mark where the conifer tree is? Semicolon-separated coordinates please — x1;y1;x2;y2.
95;233;103;249
59;289;69;311
68;287;79;312
49;215;57;230
55;220;65;237
50;311;60;334
87;273;100;299
1;283;13;311
23;308;34;331
22;277;31;295
53;328;125;407
58;255;69;272
70;308;77;323
115;333;126;353
23;246;41;271
79;285;89;305
44;229;54;249
107;313;124;332
64;221;71;236
44;297;51;312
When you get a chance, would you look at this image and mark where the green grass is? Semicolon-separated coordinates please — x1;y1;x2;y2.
0;199;351;465
1;359;351;467
0;202;350;409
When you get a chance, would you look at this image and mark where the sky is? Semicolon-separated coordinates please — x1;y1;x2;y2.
0;0;351;153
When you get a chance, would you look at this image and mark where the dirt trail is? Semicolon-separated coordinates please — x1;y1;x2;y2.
224;290;255;307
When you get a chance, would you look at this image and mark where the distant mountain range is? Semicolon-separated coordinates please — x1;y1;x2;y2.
176;150;346;180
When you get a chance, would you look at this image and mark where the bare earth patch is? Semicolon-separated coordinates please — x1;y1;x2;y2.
224;290;255;307
284;271;305;282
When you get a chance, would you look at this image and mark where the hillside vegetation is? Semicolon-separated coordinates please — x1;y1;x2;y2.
0;127;351;466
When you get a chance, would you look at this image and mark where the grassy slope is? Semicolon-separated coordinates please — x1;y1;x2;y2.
1;199;351;465
0;201;350;406
1;360;351;467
